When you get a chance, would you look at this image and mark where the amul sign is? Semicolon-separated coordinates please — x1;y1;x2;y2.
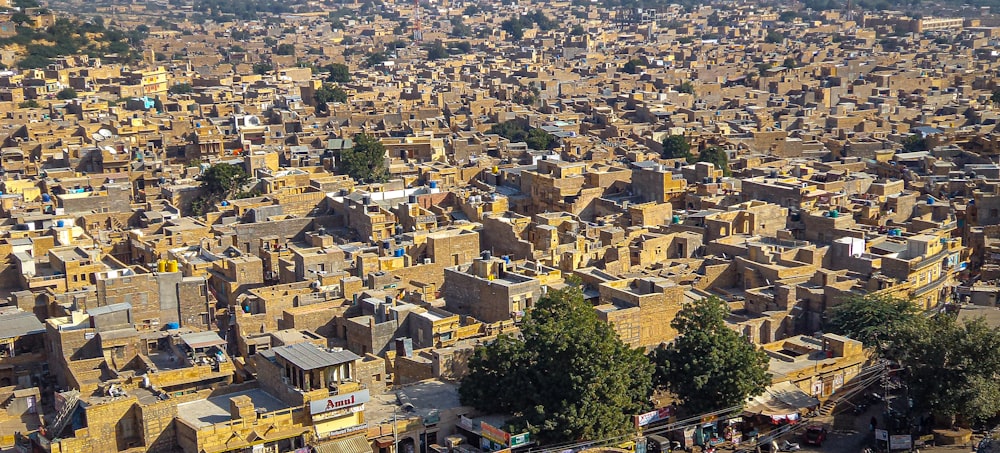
310;389;371;415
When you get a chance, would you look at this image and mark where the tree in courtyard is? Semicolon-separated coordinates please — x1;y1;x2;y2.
677;81;695;94
697;146;731;176
826;293;920;355
623;58;644;74
199;162;249;199
460;285;654;443
314;83;348;113
169;83;193;94
424;41;448;61
661;134;692;160
886;315;1000;424
339;133;388;183
649;296;771;414
325;63;351;84
56;88;77;100
992;89;1000;106
902;134;928;152
525;127;556;151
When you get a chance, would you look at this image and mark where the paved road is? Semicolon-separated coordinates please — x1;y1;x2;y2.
768;407;981;453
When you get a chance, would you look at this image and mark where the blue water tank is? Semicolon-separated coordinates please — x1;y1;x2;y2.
395;248;404;257
165;322;180;330
221;200;229;206
429;181;438;189
41;193;51;202
927;196;935;204
56;220;65;228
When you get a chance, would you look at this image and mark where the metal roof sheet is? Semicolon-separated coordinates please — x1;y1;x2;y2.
0;310;45;339
273;342;360;371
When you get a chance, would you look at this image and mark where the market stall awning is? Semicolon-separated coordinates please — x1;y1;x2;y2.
744;381;820;418
313;434;372;453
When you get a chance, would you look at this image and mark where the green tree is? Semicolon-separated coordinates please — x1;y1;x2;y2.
315;83;347;104
450;41;472;54
525;127;556;151
11;12;31;26
425;41;448;61
460;285;654;443
326;63;351;84
677;81;694;94
697;146;731;176
902;134;928;152
661;134;692;160
827;293;920;354
252;62;273;75
650;296;771;414
570;24;585;36
169;83;193;94
450;16;471;37
18;100;40;108
886;315;1000;424
55;87;77;100
340;133;388;183
501;17;526;40
765;30;785;43
623;58;644;74
199;163;249;199
364;52;387;68
992;89;1000;105
275;43;295;55
782;57;797;69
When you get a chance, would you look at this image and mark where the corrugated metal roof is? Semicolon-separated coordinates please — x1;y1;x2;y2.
178;331;226;349
0;310;45;339
274;342;360;371
86;302;132;317
313;434;370;453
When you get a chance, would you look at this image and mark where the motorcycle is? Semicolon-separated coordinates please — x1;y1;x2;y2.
779;440;801;452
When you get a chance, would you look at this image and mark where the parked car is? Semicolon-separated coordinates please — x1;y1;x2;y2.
803;425;827;446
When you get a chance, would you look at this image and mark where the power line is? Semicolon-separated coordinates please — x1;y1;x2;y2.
531;362;890;453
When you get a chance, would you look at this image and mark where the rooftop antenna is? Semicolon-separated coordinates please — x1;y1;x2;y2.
413;0;423;42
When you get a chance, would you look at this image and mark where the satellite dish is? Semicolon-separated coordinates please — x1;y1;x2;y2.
98;129;113;139
103;146;117;154
245;115;260;127
91;133;104;141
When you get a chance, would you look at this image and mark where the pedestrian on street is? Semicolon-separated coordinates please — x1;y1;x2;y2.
870;416;877;432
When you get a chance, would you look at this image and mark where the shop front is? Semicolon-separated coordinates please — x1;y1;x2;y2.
310;390;372;453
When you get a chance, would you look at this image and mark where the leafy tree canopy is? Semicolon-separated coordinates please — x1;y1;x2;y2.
424;41;448;61
489;119;557;151
325;63;351;84
827;293;920;354
886;315;1000;423
460;285;654;443
168;83;193;95
623;58;644;74
696;146;731;176
199;163;250;199
661;134;692;160
340;133;388;183
650;296;771;414
902;134;928;152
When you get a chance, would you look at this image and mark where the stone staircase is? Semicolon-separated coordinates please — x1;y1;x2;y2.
48;390;81;439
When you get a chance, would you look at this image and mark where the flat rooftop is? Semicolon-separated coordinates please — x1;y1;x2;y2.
176;388;288;428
